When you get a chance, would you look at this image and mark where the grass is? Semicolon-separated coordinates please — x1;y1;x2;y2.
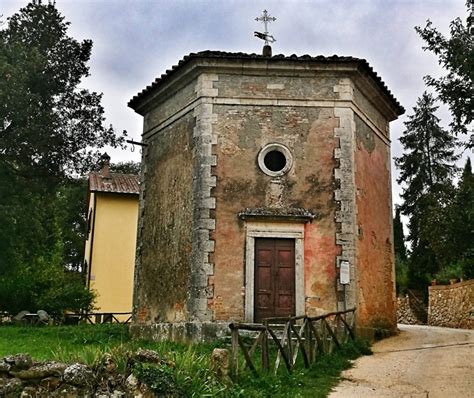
0;324;371;397
0;323;129;362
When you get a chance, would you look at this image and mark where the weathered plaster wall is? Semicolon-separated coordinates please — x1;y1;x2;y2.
134;113;195;323
211;77;340;321
131;59;400;338
353;86;389;136
143;79;197;133
428;280;474;329
354;114;397;333
216;74;340;100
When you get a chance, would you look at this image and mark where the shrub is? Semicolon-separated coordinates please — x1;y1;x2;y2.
133;362;182;396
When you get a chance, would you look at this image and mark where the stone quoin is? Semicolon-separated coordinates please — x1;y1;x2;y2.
128;51;404;341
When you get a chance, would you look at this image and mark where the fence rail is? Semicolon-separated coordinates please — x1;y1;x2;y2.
64;312;132;324
229;308;356;376
0;311;132;325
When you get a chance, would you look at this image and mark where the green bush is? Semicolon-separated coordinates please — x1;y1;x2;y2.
0;255;95;315
133;362;182;396
434;262;464;284
395;255;410;294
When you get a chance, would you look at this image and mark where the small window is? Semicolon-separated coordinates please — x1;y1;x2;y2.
258;143;293;177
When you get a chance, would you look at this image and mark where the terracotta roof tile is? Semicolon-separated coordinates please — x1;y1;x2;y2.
128;50;404;115
89;172;139;195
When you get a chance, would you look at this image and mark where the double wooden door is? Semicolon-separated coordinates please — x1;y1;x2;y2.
254;238;295;322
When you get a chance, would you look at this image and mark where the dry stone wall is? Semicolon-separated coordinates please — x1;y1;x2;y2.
428;280;474;329
0;349;168;397
397;295;423;325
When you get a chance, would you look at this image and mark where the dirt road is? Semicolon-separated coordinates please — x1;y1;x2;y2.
329;324;474;398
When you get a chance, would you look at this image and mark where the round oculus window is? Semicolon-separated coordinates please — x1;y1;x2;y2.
257;143;293;176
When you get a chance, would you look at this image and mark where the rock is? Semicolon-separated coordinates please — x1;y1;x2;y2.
63;363;94;387
20;386;38;397
4;354;33;371
40;376;61;390
125;373;154;398
96;391;127;398
210;348;230;379
125;373;139;390
55;384;79;396
13;311;29;322
132;349;162;365
0;360;11;373
0;377;23;396
12;361;67;379
100;353;117;374
111;390;127;397
37;310;49;323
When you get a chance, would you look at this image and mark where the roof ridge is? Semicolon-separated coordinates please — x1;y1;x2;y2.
128;50;404;115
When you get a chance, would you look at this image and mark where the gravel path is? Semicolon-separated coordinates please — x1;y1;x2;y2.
329;324;474;398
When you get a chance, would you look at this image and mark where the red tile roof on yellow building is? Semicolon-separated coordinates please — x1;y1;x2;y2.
89;172;139;195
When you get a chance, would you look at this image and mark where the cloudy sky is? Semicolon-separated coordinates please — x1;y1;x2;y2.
2;0;469;204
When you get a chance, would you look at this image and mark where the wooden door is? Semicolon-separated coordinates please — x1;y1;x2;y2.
254;238;295;322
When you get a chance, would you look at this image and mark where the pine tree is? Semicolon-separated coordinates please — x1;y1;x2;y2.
396;92;458;287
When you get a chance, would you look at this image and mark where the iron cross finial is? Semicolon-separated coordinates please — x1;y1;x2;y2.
254;9;276;45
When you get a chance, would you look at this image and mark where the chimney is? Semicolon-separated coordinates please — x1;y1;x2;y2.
100;153;111;179
262;45;272;57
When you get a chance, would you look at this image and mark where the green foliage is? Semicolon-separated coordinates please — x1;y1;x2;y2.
434;262;464;284
228;339;371;398
133;362;182;396
393;206;407;261
416;1;474;143
0;325;371;397
395;255;410;294
445;158;474;279
0;1;126;179
396;92;458;289
56;178;88;271
0;1;124;314
0;255;95;315
110;161;140;175
0;324;130;361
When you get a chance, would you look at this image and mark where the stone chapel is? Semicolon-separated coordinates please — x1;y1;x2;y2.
128;50;404;340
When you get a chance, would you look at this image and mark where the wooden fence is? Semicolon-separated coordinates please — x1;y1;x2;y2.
229;308;356;376
2;311;132;325
64;312;132;324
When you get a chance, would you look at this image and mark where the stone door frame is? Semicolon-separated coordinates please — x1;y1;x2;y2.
244;221;305;322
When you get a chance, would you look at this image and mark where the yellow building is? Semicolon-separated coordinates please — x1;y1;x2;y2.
83;154;139;322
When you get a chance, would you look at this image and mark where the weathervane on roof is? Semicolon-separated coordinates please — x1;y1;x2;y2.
255;9;276;56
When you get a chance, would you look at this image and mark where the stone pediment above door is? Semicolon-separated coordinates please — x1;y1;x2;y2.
238;207;316;223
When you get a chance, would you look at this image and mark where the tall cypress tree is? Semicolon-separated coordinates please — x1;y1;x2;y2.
395;92;458;287
447;158;474;278
393;206;407;261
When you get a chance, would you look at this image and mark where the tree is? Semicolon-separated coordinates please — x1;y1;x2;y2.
396;92;458;288
393;206;409;293
393;206;407;261
0;1;124;314
110;161;141;175
416;1;474;144
446;158;474;278
0;0;125;184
